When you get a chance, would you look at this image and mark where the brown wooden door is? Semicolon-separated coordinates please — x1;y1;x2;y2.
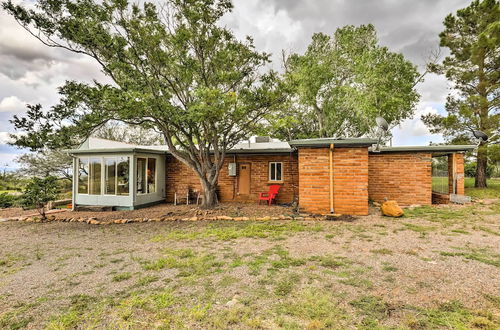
238;163;251;195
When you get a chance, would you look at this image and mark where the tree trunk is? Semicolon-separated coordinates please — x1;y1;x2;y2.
475;144;488;188
200;178;218;208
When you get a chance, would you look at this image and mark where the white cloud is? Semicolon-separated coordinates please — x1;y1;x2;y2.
398;105;438;137
0;132;14;144
391;104;444;146
0;96;26;113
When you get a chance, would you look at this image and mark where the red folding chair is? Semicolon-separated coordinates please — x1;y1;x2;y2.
258;185;281;206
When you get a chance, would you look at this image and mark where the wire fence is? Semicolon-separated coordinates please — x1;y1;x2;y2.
432;156;449;194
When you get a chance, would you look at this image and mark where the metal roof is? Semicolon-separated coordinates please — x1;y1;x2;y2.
289;138;378;148
227;141;293;154
373;145;475;153
67;147;169;155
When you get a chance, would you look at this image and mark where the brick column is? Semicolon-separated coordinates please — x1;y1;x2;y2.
448;153;465;195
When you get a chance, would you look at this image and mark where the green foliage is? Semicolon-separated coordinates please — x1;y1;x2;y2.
422;0;500;187
2;0;280;207
21;176;59;219
268;24;420;140
465;161;495;178
0;192;18;208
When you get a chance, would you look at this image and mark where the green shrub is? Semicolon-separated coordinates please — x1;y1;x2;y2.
21;176;59;219
464;162;494;178
0;193;17;208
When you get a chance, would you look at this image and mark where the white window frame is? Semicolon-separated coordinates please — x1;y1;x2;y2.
269;162;283;182
136;156;158;195
77;156;130;196
77;157;90;195
103;157;117;196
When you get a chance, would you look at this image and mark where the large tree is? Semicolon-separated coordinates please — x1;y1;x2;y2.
422;0;499;188
3;0;279;207
267;24;421;140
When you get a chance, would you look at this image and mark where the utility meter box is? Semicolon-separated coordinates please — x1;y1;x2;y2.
228;163;237;176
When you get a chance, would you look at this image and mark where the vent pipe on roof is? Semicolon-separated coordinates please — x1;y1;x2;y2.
255;136;271;143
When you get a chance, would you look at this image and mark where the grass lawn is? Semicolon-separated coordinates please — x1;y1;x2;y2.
0;201;499;329
465;178;500;199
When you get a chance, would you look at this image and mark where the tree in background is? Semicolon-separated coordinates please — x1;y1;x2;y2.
93;121;164;146
16;150;73;180
21;176;59;220
422;0;499;188
267;25;421;140
13;122;161;182
3;0;280;208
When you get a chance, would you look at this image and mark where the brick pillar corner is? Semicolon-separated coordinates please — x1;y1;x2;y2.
448;153;465;195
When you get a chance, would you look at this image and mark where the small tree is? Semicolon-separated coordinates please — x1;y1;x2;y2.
21;176;59;220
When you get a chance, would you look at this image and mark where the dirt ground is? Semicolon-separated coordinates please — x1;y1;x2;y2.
0;201;499;329
0;202;296;222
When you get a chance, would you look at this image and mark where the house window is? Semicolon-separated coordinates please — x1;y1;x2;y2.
77;156;130;196
117;157;129;196
269;162;283;182
104;158;116;195
147;158;156;193
137;157;157;194
89;158;101;195
78;158;89;194
137;158;147;194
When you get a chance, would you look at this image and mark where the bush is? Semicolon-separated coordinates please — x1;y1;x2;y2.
21;176;59;219
464;162;494;178
0;193;18;208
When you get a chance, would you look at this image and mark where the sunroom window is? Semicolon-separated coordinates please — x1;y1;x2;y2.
117;157;129;196
269;162;283;181
147;158;156;193
89;158;101;195
104;158;116;195
78;158;89;194
137;158;147;194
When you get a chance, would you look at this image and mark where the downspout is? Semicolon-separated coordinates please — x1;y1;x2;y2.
329;144;335;214
232;154;236;200
71;155;76;211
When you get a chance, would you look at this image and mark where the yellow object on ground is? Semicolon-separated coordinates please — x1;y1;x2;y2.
381;200;404;217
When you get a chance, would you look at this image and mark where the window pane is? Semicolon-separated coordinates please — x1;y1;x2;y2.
137;158;147;194
276;163;282;181
78;158;89;194
105;158;116;195
270;163;276;181
147;158;156;193
89;158;101;195
117;157;129;196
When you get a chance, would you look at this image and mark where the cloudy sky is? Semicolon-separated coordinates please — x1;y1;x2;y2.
0;0;471;170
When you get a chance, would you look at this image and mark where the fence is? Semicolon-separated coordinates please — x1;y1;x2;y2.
432;156;448;194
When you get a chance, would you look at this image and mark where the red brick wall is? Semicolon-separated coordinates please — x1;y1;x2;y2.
165;154;298;204
298;147;369;215
368;152;432;206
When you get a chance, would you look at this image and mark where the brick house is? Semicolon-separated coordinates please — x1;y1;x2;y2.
68;137;474;215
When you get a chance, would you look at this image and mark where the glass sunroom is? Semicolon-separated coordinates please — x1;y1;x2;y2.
68;138;167;210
